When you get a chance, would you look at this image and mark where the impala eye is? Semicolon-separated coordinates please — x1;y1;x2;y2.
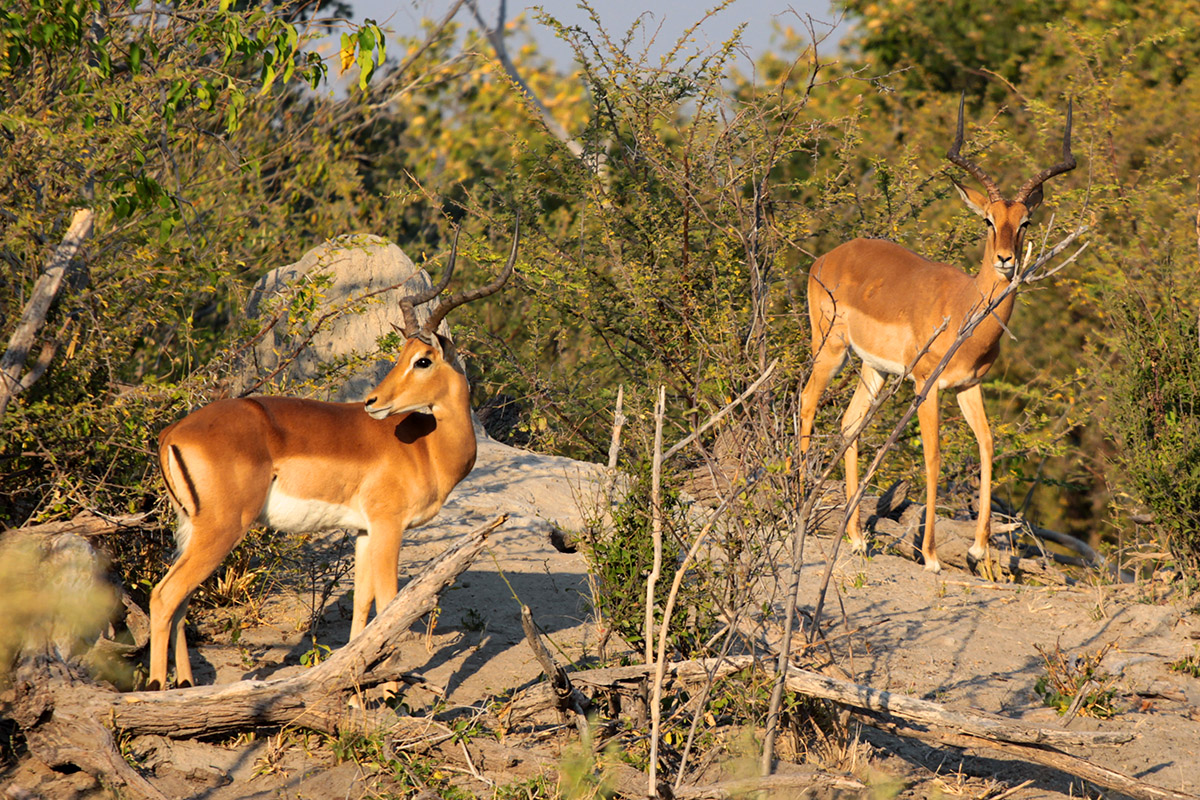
414;357;433;369
985;218;995;229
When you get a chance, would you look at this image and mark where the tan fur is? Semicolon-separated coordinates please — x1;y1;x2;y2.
798;113;1072;573
148;336;476;690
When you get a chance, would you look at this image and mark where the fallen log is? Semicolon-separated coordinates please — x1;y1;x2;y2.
110;514;506;736
504;656;1200;800
0;511;152;539
869;719;1199;800
10;516;505;797
509;656;1129;747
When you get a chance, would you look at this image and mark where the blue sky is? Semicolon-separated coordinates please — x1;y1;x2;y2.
340;0;844;68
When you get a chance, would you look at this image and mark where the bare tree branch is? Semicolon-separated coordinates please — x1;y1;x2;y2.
463;0;590;163
0;208;94;420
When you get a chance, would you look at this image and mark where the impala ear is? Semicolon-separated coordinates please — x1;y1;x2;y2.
951;177;989;218
435;333;459;366
1023;183;1044;213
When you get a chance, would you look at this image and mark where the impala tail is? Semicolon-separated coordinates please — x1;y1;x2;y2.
159;442;199;554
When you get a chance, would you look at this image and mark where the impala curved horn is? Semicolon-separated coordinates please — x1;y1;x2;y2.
947;93;1004;203
1015;98;1077;204
418;215;519;341
399;227;461;337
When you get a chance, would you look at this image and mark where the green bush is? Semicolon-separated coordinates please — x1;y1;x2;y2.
583;466;719;659
1107;287;1200;571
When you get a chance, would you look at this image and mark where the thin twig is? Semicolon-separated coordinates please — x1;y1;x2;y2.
607;384;625;471
646;384;666;794
663;359;779;461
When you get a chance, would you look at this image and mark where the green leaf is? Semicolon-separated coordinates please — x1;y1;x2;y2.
358;27;375;52
260;64;276;94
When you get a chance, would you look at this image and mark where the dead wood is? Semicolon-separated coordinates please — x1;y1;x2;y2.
10;655;169;800
513;656;1196;800
0;208;94;420
520;604;592;723
869;718;1200;800
1;511;151;539
672;771;868;798
9;516;504;794
509;656;1129;748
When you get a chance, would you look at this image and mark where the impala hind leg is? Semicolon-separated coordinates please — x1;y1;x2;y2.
799;340;849;461
148;515;254;690
956;384;995;562
840;366;885;553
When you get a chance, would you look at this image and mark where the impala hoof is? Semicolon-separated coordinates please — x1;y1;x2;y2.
923;558;942;574
849;538;869;555
968;543;989;561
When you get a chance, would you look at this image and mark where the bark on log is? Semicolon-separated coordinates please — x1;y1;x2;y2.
508;655;1183;799
520;604;592;723
10;516;504;794
2;511;153;539
11;655;169;800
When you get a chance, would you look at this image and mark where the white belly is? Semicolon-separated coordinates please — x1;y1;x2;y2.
849;337;908;377
259;485;369;532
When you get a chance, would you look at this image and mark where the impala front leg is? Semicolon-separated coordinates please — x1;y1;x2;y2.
916;387;943;573
956;384;995;562
351;533;374;639
364;522;405;701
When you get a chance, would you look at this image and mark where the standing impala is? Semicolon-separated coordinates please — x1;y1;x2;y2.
799;98;1075;573
147;223;517;690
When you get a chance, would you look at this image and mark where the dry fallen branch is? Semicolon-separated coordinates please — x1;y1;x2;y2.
503;656;1197;800
511;656;1130;748
869;719;1198;800
520;604;592;736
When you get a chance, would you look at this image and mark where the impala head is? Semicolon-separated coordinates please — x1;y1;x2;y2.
364;220;519;420
947;94;1076;280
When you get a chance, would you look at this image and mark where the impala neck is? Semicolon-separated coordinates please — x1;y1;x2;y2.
428;371;478;479
972;249;1019;332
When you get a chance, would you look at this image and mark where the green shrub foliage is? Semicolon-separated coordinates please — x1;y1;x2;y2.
1108;289;1200;571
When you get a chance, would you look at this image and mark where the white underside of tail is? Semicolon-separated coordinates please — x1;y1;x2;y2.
259;484;370;533
173;513;194;559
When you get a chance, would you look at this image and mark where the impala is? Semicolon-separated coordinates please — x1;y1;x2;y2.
147;223;518;690
799;98;1075;573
